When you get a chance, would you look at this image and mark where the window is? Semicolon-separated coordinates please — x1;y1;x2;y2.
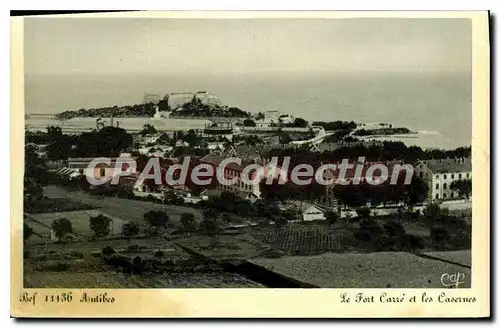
435;194;439;200
459;173;462;179
466;173;470;178
443;193;447;199
451;174;454;179
100;168;106;177
443;183;447;189
444;174;447;179
435;183;439;190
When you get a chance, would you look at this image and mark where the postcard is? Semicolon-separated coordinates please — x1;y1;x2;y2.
11;10;490;318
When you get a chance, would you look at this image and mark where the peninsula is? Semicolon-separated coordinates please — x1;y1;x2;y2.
55;92;252;120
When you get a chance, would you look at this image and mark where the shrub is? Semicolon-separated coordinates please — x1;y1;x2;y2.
449;225;472;249
356;207;371;219
355;219;387;250
89;214;112;238
325;211;340;225
373;232;391;251
122;221;140;239
430;226;450;248
132;256;143;274
144;210;169;230
51;218;73;240
335;230;358;250
154;250;166;258
200;217;220;235
180;213;196;233
59;233;81;244
221;213;232;223
106;254;132;273
23;223;34;242
101;246;116;258
383;221;406;238
405;234;426;251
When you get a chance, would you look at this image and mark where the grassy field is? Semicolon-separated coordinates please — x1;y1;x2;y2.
23;235;263;288
423;250;471;267
176;233;271;261
28;209;128;238
43;185;202;228
249;252;472;288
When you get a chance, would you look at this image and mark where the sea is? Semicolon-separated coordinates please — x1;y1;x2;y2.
23;72;471;150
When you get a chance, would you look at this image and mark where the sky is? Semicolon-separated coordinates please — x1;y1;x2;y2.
24;17;472;76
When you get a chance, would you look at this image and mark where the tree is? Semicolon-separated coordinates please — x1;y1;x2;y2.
200;209;219;235
182;129;199;147
293;117;308;128
122;221;140;240
422;203;451;226
272;216;288;230
74;126;133;157
144;210;169;230
46;125;63;137
334;185;367;209
355;218;384;243
158;97;171;112
430;226;450;249
450;179;472;200
89;214;112;238
51;218;73;240
243;119;256;127
355;207;371;219
180;213;196;234
325;211;340;225
101;246;116;258
24;179;44;204
24;223;33;242
157;133;171;145
221;213;232;224
140;124;157;136
383;220;406;239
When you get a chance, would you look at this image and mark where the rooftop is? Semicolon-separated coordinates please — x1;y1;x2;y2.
422;158;472;173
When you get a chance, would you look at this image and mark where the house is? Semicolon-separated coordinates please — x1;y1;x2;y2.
54;167;81;180
199;153;289;199
144;134;161;145
175;140;190;147
278;114;295;125
206;142;226;151
67;157;136;184
26;142;48;158
282;201;326;221
414;157;472;202
200;188;259;203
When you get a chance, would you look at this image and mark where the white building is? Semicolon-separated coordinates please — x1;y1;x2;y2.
278;114;295;125
168;91;221;109
144;134;161;145
67;157;136;183
414;158;472;202
282;201;326;221
199;153;289;200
